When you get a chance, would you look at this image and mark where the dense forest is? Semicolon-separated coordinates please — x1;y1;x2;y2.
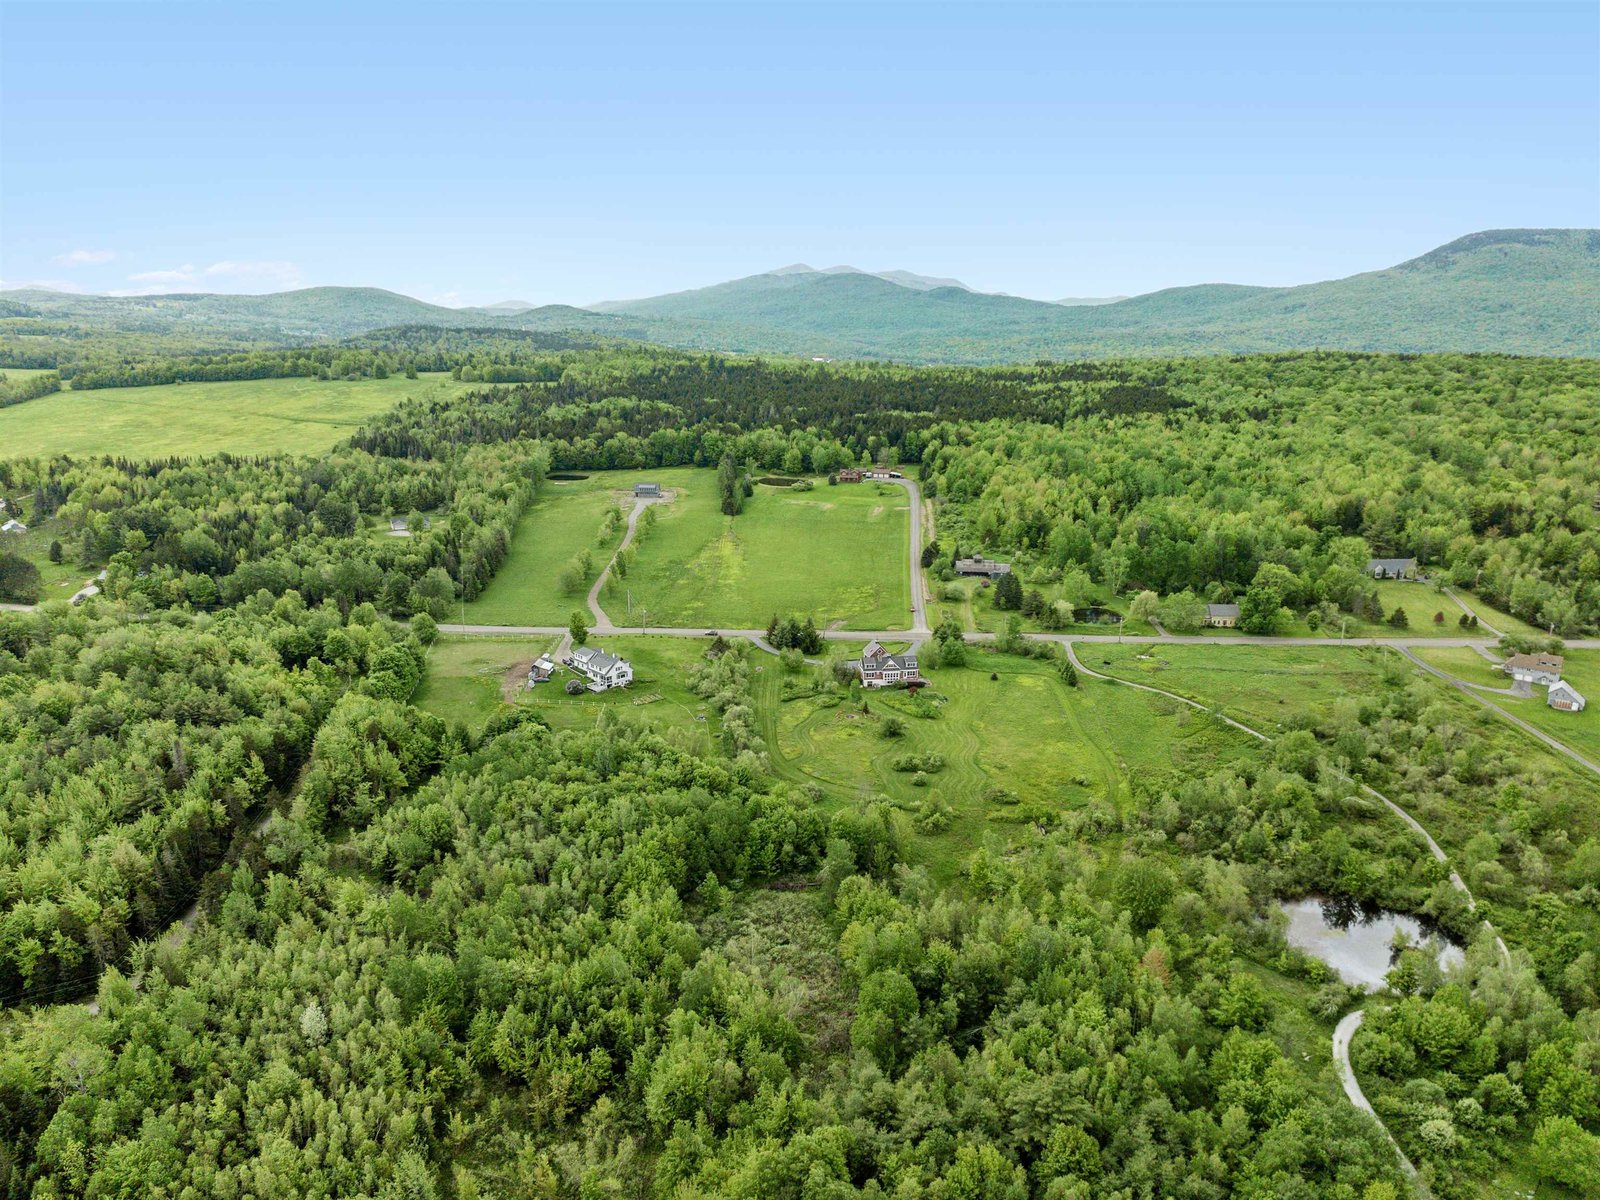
1;345;1598;1197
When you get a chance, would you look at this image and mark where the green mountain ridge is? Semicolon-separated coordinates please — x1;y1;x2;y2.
4;229;1596;362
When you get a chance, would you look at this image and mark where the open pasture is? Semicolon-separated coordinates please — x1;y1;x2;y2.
620;474;912;630
0;372;469;459
758;649;1253;881
461;472;643;626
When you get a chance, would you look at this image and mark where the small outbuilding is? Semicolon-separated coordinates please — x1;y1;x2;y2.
865;469;903;480
1548;680;1587;712
634;482;662;498
1205;603;1241;628
1;518;26;535
527;654;556;686
1504;653;1564;687
1367;557;1418;579
955;555;1011;578
389;517;409;533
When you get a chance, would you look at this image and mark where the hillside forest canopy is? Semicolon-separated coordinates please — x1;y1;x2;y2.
0;344;1597;1199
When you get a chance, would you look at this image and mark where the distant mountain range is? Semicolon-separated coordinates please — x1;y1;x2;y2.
5;229;1597;363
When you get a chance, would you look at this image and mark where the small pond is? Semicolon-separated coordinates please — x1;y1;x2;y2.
1278;895;1464;990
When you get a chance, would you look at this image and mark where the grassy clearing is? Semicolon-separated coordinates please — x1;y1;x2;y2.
0;507;97;597
1091;643;1395;733
462;473;635;626
0;372;469;459
415;633;720;755
622;474;911;630
756;648;1254;884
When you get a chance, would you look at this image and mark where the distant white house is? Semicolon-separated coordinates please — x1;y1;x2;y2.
389;517;409;534
527;654;556;686
1548;680;1587;712
852;639;921;688
1367;557;1418;579
566;645;634;691
1;518;25;535
1504;653;1564;687
1205;603;1241;628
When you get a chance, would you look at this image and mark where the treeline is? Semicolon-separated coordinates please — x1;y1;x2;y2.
1;441;549;616
48;326;608;389
0;370;61;407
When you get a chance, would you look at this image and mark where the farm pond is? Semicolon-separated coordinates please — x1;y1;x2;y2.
1278;895;1464;990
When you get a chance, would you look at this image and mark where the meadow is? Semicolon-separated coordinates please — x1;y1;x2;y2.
620;473;913;630
0;372;469;458
756;648;1255;882
460;472;639;626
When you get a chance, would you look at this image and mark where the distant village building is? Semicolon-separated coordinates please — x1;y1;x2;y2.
1;518;26;535
865;469;903;480
527;654;556;686
389;517;409;533
1503;653;1564;687
835;468;865;483
634;482;662;498
1548;680;1587;713
955;554;1011;578
1205;603;1241;628
1367;557;1417;579
853;639;921;688
566;645;634;691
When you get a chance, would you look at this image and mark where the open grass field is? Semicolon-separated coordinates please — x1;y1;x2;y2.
461;473;635;626
756;648;1255;883
621;473;912;630
415;633;720;753
0;372;469;459
1091;643;1397;733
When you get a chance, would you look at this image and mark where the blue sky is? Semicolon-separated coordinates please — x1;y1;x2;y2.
3;1;1596;305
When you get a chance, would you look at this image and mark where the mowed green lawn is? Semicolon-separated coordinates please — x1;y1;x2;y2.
415;633;720;754
623;474;912;630
462;473;635;626
757;650;1253;882
0;373;469;459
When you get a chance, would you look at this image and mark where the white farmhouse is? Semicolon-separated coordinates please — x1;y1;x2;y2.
566;645;634;692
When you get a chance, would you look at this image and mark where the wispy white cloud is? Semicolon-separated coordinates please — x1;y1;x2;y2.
51;248;117;266
123;259;304;292
127;264;199;285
